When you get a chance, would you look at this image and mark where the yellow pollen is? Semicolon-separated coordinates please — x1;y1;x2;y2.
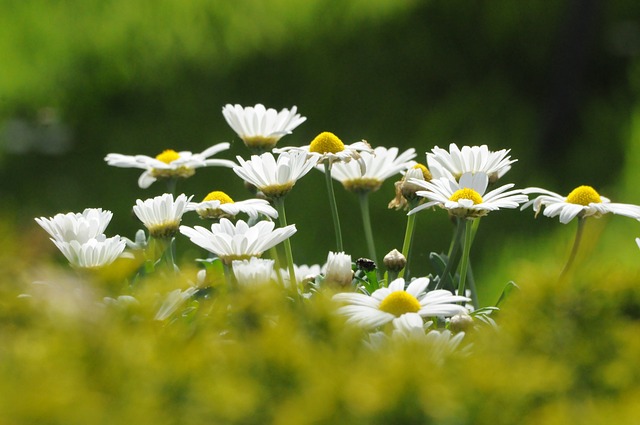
566;185;602;206
155;149;180;164
413;163;432;181
379;291;421;317
449;188;483;204
203;191;234;204
309;132;345;154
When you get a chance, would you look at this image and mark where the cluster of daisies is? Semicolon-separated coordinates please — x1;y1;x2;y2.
35;103;640;353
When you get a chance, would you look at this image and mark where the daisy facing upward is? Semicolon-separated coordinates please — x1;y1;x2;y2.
408;171;528;302
276;131;374;252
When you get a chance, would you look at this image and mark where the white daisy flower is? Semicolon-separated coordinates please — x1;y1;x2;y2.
133;193;193;238
232;257;276;287
222;103;306;152
408;172;528;219
179;218;296;265
279;263;323;288
105;143;236;189
367;312;433;349
320;146;416;193
427;143;516;183
323;251;353;287
424;329;468;365
154;287;198;321
333;277;469;329
52;235;126;269
521;185;640;224
186;190;278;220
35;208;113;243
233;151;318;199
388;164;432;210
275;131;373;170
390;312;432;339
636;237;640;250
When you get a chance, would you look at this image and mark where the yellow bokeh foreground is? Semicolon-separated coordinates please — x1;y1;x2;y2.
2;217;640;425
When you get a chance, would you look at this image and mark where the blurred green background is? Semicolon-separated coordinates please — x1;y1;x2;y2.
2;0;640;299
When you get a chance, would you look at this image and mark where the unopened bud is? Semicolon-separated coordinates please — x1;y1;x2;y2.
383;249;406;272
449;313;474;333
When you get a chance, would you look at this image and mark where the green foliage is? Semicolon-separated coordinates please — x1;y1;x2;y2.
2;219;640;424
0;0;416;111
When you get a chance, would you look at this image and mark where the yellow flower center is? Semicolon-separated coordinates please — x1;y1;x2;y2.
565;185;602;206
449;188;483;204
379;291;421;317
155;149;180;164
413;163;432;181
203;191;234;204
309;132;345;154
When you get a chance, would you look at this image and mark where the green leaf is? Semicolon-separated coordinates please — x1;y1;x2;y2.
495;281;520;307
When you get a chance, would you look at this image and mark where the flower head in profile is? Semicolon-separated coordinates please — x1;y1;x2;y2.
179;218;296;265
276;131;373;170
52;235;126;269
232;257;276;287
323;251;353;287
333;277;469;329
388;163;432;210
222;103;306;152
321;146;416;193
521;185;640;224
427;143;516;183
279;263;323;288
35;208;113;243
154;287;198;321
133;193;192;238
409;172;528;219
105;143;236;189
186;190;278;221
233;151;317;199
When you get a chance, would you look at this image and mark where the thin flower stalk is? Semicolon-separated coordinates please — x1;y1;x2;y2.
273;197;297;291
398;201;418;280
324;162;344;252
358;192;377;265
457;219;474;297
435;218;465;290
560;217;586;279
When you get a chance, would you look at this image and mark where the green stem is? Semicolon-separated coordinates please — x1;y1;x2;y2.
398;212;417;279
358;192;377;264
222;262;235;290
148;236;176;273
323;162;343;252
166;178;177;196
436;218;465;289
273;197;297;292
457;219;474;297
466;262;479;310
560;217;586;279
164;236;177;273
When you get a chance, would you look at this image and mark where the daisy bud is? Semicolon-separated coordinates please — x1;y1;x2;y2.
449;313;474;333
383;249;406;273
324;251;353;287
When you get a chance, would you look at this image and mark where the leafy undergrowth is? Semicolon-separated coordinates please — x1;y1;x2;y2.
2;220;640;425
